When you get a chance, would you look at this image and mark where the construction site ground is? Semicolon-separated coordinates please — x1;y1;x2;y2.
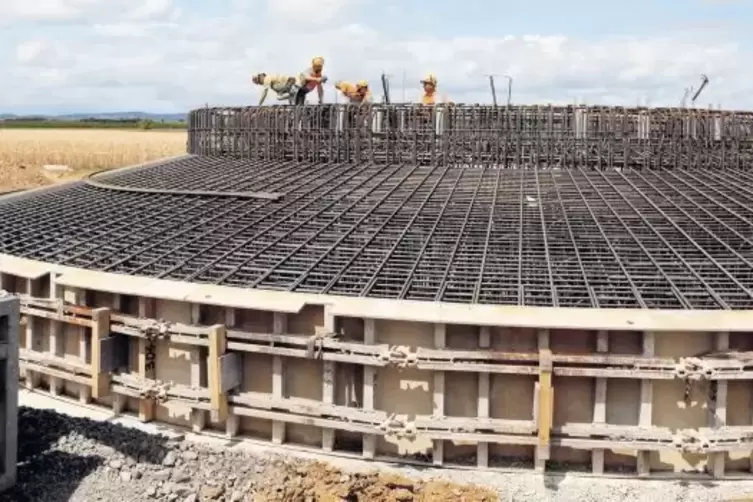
9;390;753;502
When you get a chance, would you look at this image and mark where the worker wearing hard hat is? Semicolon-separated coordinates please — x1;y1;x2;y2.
295;57;328;105
334;80;372;104
419;74;451;105
252;73;297;105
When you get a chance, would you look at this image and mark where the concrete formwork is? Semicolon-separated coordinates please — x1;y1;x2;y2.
4;254;753;479
0;290;19;492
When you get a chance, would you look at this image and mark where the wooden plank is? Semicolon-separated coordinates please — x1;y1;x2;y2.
432;323;446;467
224;308;240;438
535;330;552;472
272;312;287;445
90;308;111;399
362;318;376;459
137;297;156;422
208;324;229;422
321;306;336;452
478;326;490;467
637;331;655;477
592;330;608;475
712;331;729;478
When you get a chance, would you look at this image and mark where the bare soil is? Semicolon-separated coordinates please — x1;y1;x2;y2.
254;459;499;501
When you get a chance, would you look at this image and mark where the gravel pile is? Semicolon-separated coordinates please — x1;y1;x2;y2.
4;405;753;502
2;407;271;502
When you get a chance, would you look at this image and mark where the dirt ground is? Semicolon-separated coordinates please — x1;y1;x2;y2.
254;460;499;501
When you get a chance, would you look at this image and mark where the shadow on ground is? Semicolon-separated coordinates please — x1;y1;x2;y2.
0;406;172;502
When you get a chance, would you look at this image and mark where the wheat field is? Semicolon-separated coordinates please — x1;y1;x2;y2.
0;128;187;191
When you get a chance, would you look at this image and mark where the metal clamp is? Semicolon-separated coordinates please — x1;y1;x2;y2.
377;345;418;368
378;414;417;440
140;319;172;341
139;381;171;404
306;329;339;359
671;429;711;454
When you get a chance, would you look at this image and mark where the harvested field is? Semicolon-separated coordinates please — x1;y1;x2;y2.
0;129;186;191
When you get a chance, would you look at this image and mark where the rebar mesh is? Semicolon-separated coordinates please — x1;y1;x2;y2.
1;158;752;309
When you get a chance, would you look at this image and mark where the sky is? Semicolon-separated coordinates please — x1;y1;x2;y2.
0;0;751;114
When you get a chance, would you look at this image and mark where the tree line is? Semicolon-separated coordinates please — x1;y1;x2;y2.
0;117;187;130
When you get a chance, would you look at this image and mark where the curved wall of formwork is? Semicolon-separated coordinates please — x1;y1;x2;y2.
2;103;753;480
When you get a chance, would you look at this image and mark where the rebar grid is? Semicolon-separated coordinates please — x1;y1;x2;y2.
1;158;752;310
188;105;753;169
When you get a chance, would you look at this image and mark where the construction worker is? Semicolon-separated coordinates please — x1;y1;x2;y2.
294;57;328;105
334;80;372;104
252;73;297;105
419;74;451;105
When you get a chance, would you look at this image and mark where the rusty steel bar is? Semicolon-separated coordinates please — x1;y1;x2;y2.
186;104;753;169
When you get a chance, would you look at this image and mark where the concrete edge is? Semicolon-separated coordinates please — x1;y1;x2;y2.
1;253;751;332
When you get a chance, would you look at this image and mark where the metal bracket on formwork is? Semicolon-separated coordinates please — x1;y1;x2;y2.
537;348;554;462
139;381;171;404
671;429;713;454
306;326;340;359
377;345;418;369
377;414;417;440
137;318;173;342
681;351;753;379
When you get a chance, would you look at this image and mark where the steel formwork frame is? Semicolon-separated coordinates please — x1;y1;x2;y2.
2;262;752;480
187;104;753;169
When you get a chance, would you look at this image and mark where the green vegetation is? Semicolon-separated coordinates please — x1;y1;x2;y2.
0;117;187;130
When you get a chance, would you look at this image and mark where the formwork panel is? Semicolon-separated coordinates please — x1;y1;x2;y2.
239;353;273;439
444;371;479;462
154;340;192;426
374;320;433;457
725;381;752;471
609;331;643;354
445;322;481;460
9;279;753;477
651;331;714;472
488;323;536;462
337;317;365;342
284;358;323;446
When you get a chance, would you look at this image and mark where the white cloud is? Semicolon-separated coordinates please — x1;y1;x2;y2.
0;0;177;24
266;0;362;26
0;4;750;113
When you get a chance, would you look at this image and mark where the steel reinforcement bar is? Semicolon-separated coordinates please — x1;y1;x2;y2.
187;104;753;168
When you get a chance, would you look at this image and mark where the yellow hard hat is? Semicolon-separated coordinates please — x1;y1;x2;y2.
356;80;368;89
312;56;325;66
421;73;437;85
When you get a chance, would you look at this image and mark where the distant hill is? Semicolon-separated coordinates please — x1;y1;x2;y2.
0;112;187;122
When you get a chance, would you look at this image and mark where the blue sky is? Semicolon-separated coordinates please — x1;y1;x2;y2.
0;0;751;114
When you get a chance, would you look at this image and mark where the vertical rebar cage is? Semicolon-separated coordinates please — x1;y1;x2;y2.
187;104;753;169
